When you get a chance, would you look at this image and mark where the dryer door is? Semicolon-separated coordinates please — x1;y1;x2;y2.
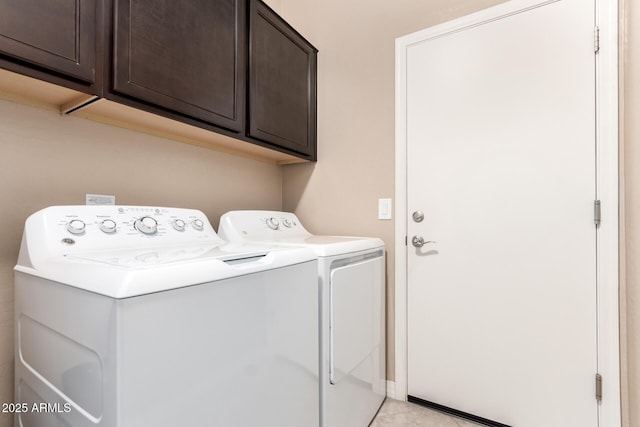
329;254;384;386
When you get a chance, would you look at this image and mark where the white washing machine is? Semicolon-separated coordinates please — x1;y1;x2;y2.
14;205;319;427
218;210;386;427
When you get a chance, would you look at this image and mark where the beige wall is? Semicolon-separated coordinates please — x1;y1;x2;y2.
0;100;283;427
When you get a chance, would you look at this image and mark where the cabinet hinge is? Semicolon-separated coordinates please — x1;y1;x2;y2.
594;26;600;54
596;373;603;402
594;200;601;228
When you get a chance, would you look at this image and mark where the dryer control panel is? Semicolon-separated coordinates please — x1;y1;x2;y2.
218;210;312;242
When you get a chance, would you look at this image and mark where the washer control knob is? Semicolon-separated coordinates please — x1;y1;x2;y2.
172;219;186;231
191;219;205;231
135;216;158;235
100;219;117;234
266;217;279;230
66;219;86;235
283;218;293;228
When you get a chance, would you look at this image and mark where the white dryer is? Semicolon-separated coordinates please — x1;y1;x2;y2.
14;205;319;427
218;210;386;427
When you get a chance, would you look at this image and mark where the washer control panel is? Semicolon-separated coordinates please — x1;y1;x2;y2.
99;219;117;234
134;216;159;235
66;219;87;235
25;206;221;255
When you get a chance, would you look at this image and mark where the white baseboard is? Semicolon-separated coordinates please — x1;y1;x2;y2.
386;380;397;400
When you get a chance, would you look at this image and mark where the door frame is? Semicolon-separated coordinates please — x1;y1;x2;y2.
394;0;620;425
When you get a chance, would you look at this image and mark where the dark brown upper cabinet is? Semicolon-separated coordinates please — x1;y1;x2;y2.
0;0;100;91
248;0;317;159
112;0;245;132
0;0;317;161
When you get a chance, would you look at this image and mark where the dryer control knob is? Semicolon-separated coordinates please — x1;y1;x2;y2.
66;219;86;235
266;217;279;230
100;219;117;234
191;219;204;231
172;219;186;231
283;218;293;228
135;216;158;235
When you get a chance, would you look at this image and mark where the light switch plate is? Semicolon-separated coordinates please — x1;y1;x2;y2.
378;198;392;220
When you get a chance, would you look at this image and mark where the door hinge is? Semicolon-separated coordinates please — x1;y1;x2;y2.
594;26;600;54
596;373;603;402
594;200;601;228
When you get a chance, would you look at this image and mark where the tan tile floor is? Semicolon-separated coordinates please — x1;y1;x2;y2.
370;399;483;427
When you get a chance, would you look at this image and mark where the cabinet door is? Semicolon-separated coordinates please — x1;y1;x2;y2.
113;0;245;132
248;0;317;158
0;0;97;83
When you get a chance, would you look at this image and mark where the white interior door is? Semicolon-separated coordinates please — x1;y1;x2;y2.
405;1;597;426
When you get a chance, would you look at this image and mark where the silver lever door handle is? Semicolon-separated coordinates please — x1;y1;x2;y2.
411;236;436;248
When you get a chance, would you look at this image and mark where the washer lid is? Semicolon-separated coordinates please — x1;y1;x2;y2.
66;243;268;269
15;243;316;299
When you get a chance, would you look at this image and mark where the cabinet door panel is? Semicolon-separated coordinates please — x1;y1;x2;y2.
114;0;244;132
249;0;317;157
0;0;96;83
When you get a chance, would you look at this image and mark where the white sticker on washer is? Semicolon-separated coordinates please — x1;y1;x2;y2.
86;194;116;205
